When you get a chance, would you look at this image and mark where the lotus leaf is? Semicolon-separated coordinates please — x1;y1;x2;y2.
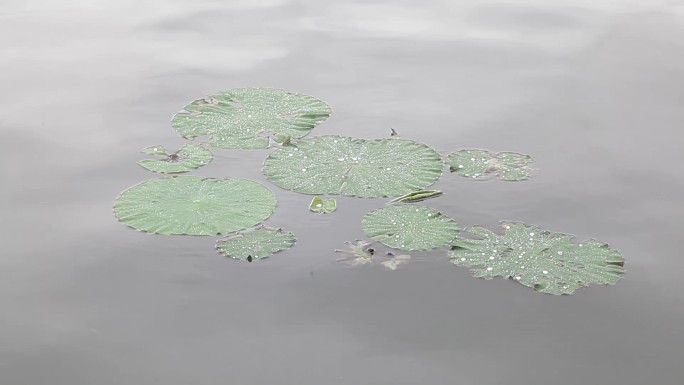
263;136;443;198
447;149;534;180
309;196;337;213
114;176;277;235
362;205;459;250
138;143;212;174
449;222;625;295
171;88;331;149
216;226;295;261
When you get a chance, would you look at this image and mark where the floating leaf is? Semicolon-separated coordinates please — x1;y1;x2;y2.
447;149;534;180
114;176;277;235
362;205;459;250
216;226;295;261
138;143;213;174
171;88;331;149
449;222;625;295
263;136;443;198
141;145;167;155
309;196;337;213
389;189;442;204
381;254;411;270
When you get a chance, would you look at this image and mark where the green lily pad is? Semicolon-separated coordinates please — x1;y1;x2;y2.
216;226;295;261
114;176;277;235
362;205;459;250
138;143;213;174
309;196;337;213
263;136;443;198
171;88;332;149
447;149;534;180
449;222;625;295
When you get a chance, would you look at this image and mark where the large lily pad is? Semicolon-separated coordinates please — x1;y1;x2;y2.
449;222;625;295
216;226;295;261
171;88;332;149
263;136;443;198
447;149;534;180
138;143;212;174
362;205;459;250
114;176;277;235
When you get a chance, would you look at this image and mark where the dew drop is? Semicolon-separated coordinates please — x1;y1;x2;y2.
301;168;307;172
529;232;535;237
337;158;344;161
489;256;495;260
487;267;493;271
460;257;466;261
579;243;583;247
288;153;293;156
542;270;549;274
386;167;391;171
557;251;563;255
470;158;475;161
458;164;464;168
514;276;521;280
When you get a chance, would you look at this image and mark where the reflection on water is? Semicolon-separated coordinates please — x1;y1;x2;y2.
1;1;684;384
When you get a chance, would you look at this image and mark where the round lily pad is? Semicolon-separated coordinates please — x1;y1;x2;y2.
114;176;277;235
216;226;295;261
263;136;443;198
449;222;625;295
447;149;534;180
138;143;213;174
171;88;332;149
362;205;459;250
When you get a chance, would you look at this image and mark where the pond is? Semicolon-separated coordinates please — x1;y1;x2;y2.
1;1;683;384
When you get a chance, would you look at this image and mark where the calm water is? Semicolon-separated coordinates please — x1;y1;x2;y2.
2;1;683;384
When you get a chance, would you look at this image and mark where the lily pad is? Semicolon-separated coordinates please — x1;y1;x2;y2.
447;149;534;180
362;205;459;250
263;136;443;198
216;226;295;261
138;143;213;174
449;222;625;295
171;88;332;149
114;176;277;235
309;196;337;213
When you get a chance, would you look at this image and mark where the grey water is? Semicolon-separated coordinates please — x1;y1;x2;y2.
1;1;683;384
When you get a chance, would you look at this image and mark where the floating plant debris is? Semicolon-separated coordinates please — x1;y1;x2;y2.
389;189;443;204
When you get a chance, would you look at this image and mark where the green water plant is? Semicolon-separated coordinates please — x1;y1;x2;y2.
114;176;277;235
216;226;295;261
263;136;443;198
171;88;331;149
138;143;212;173
449;222;625;295
362;204;458;250
309;196;337;213
447;149;534;180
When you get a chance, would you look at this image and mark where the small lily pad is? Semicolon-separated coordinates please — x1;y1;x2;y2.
216;226;295;261
263;136;443;198
447;149;534;180
309;196;337;213
171;88;331;149
138;143;213;174
362;205;459;250
114;176;277;235
449;222;625;295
